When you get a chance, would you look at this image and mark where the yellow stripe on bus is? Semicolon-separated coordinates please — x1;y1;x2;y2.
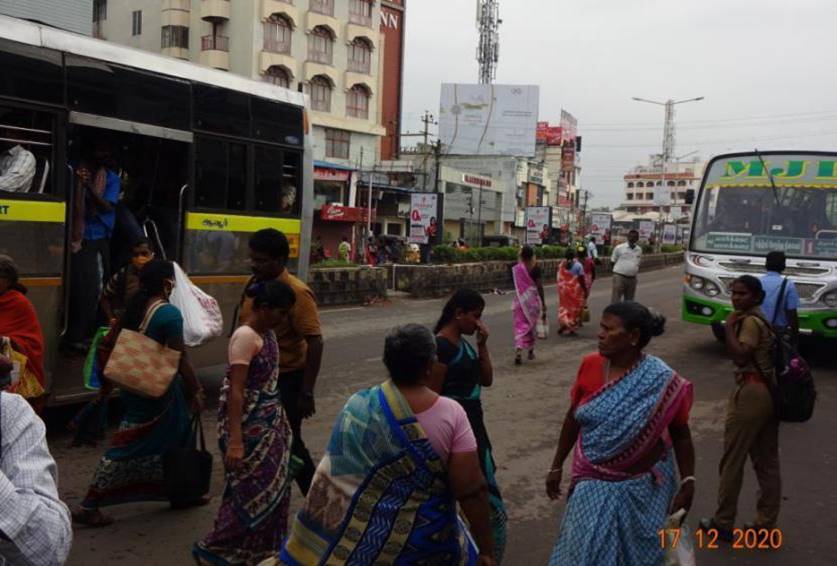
0;200;65;223
186;212;301;258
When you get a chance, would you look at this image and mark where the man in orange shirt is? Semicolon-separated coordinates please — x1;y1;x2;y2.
240;229;323;494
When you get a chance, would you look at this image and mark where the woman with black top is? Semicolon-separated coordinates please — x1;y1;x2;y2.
432;289;507;563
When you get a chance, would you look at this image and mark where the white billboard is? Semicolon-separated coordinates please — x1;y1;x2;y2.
662;224;677;245
409;193;439;245
638;220;655;241
590;213;612;238
525;206;551;245
440;84;540;157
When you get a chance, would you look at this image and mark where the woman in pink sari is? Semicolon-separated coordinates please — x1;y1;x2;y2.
557;249;588;336
512;245;545;365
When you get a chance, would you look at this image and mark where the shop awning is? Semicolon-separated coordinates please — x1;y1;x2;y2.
313;160;355;171
356;182;417;195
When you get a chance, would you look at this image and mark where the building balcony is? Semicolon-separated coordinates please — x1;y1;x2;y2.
201;34;229;51
346;23;377;48
262;0;298;23
201;0;230;22
306;12;339;39
162;47;190;60
163;0;191;10
260;51;296;75
200;35;229;69
304;61;337;85
344;71;373;92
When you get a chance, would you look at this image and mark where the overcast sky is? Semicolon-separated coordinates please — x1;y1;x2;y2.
402;0;837;207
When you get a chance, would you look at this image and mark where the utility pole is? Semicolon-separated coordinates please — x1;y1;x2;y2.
476;0;500;84
420;111;435;149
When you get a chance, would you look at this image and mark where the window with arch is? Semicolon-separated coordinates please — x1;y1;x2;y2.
627;182;634;188
349;0;373;26
667;180;675;186
636;181;644;188
264;14;293;54
310;0;334;16
677;180;687;186
308;26;334;64
348;37;372;74
347;84;370;119
264;66;292;88
310;75;332;112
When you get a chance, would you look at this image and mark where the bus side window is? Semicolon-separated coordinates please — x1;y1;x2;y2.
195;136;247;211
0;106;54;196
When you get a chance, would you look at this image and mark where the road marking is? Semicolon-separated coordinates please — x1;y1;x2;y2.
322;306;364;315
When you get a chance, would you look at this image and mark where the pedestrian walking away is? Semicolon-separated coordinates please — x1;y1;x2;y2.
433;289;507;563
557;249;587;337
546;302;695;565
72;260;206;527
277;324;496;565
586;237;599;261
241;228;322;496
700;275;781;541
610;229;642;304
512;245;546;365
195;280;297;565
0;392;72;565
760;251;800;341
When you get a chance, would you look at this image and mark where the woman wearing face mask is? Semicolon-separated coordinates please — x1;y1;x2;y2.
100;236;155;325
195;280;297;564
545;302;695;565
73;260;205;527
433;289;507;563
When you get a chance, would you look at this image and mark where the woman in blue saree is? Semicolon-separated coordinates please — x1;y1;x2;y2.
545;302;696;565
278;324;497;566
72;260;205;527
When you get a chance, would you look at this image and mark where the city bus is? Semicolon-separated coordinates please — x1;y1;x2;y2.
683;151;837;339
0;15;313;405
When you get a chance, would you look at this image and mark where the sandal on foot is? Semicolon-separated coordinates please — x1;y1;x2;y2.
514;355;522;366
72;509;114;528
528;351;535;360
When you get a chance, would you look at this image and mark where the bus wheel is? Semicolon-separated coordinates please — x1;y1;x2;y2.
711;321;726;343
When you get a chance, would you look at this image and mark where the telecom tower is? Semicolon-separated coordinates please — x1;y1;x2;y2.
476;0;500;84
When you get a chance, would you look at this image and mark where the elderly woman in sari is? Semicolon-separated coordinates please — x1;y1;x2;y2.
512;245;546;365
546;302;695;565
195;280;297;565
279;324;496;565
0;255;46;408
557;249;587;336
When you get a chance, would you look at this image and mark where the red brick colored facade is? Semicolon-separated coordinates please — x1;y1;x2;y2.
380;0;405;161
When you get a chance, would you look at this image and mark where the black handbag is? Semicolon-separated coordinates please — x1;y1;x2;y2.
163;414;213;505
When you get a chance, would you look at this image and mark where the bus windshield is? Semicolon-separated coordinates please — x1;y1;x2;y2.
692;154;837;259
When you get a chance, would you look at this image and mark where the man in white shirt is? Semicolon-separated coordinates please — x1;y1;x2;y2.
0;133;36;193
587;237;599;260
611;229;643;303
0;392;72;565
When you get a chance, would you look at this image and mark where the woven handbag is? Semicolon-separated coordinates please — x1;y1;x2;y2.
104;301;181;399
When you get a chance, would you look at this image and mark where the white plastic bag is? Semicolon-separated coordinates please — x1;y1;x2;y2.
664;509;696;566
537;319;549;339
169;262;224;347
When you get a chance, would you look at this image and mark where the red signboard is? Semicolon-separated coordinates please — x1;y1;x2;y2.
462;174;493;188
314;167;352;182
536;121;549;143
561;144;576;171
546;126;563;146
320;204;375;222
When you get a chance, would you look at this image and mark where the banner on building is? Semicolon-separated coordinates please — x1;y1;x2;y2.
525;206;552;245
590;213;612;238
560;110;578;142
561;144;576;172
439;83;540;156
653;184;672;206
662;224;677;245
409;193;441;245
536;121;549;143
546;126;563;146
638;220;655;241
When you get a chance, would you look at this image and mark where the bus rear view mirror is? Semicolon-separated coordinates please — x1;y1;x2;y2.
684;189;695;205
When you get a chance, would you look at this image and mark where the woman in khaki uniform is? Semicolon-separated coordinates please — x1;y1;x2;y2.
701;275;780;541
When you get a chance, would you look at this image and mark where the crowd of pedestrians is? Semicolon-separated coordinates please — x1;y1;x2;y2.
0;237;801;565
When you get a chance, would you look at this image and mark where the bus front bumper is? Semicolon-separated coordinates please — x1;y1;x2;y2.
682;295;837;338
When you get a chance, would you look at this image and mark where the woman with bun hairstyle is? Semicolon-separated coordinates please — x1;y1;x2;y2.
700;275;780;541
545;301;695;565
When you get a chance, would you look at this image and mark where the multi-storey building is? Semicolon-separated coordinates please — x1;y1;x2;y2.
620;157;703;221
0;0;93;35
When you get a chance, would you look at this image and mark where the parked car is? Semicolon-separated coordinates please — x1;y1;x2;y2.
482;235;521;248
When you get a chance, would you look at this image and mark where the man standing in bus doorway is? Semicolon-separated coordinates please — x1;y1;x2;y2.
242;229;322;495
610;229;643;304
760;251;800;341
65;140;121;352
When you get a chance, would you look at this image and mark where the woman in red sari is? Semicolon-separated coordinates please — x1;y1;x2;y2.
557;249;588;336
0;255;46;409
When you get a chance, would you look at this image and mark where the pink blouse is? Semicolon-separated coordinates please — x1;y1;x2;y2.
415;396;477;464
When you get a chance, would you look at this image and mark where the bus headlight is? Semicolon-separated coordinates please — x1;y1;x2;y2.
704;282;721;297
688;275;705;290
823;291;837;308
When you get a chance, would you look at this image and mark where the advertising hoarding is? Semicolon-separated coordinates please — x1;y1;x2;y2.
546;126;563;146
560;110;578;142
590;213;612;237
408;193;440;245
525;206;551;245
439;84;540;156
662;224;677;245
638;220;655;241
536;121;549;143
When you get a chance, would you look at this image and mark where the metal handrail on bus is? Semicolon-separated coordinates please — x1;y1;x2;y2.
58;164;75;340
143;218;167;261
175;184;189;263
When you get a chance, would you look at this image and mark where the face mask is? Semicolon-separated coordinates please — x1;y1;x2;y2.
132;254;153;268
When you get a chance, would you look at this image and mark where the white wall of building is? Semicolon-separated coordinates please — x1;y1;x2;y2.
0;0;93;35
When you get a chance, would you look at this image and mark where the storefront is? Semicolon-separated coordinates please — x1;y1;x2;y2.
441;167;502;245
312;161;355;261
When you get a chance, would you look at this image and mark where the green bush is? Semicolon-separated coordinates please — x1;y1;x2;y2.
313;259;357;268
661;244;683;253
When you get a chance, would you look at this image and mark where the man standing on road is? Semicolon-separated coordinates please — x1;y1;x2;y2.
242;229;322;495
586;237;599;261
760;251;800;340
610;229;642;304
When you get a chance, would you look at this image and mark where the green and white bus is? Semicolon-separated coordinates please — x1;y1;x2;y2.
683;151;837;339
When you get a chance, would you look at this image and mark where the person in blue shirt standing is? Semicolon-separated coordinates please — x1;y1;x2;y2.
65;141;121;352
760;251;800;339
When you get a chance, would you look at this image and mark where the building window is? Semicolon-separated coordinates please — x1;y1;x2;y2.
310;75;332;112
162;25;189;49
202;25;229;51
346;84;370;119
627;182;634;188
93;0;107;22
646;193;654;200
131;10;142;36
347;37;372;74
667;180;675;186
636;181;644;188
627;194;634;200
264;14;292;54
264;66;292;88
310;0;334;16
349;0;373;26
325;128;350;159
308;26;334;64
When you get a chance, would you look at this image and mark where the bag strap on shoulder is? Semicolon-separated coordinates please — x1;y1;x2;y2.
772;277;789;326
139;300;167;334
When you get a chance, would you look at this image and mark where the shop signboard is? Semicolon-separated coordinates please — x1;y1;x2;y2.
409;193;441;245
590;213;612;238
662;224;677;245
546;126;563;146
320;204;374;223
638;220;655;241
314;167;351;182
525;206;551;245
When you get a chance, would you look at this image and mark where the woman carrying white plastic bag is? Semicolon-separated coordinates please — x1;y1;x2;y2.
169;263;224;347
664;509;696;566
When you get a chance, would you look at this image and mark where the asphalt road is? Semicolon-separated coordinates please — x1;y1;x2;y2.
53;266;837;565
